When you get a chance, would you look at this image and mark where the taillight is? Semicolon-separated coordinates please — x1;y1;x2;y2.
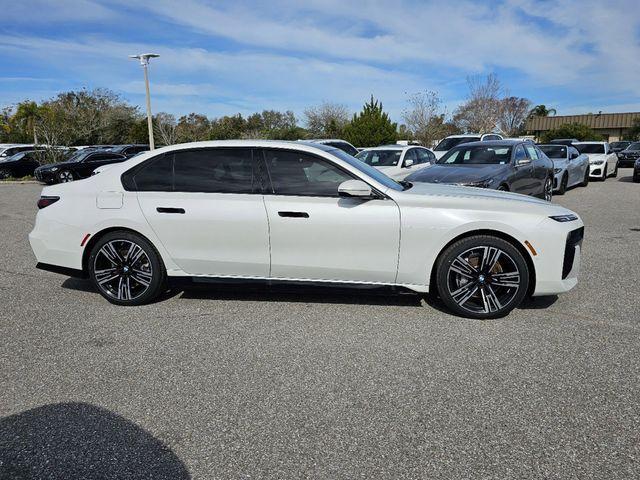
37;196;60;209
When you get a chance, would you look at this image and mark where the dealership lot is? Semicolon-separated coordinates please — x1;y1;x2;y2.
1;175;639;478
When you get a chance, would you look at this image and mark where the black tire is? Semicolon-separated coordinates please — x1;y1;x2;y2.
557;173;568;195
497;185;509;191
58;170;74;183
580;167;589;187
601;165;607;181
543;176;553;201
612;161;618;178
435;235;530;319
0;168;11;180
88;231;166;306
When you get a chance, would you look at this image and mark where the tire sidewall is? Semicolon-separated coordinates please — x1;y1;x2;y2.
436;235;530;319
88;231;166;306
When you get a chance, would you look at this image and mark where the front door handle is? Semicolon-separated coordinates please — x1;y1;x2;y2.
278;211;309;218
156;207;185;214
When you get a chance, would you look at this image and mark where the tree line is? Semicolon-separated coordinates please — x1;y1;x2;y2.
2;74;627;157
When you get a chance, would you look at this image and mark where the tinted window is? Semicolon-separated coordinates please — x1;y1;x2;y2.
514;145;527;161
439;145;512;165
539;145;567;159
133;155;173;191
356;149;402;167
574;143;605;154
326;141;358;156
434;137;481;151
483;135;502;141
415;148;432;164
404;149;418;166
628;142;640;150
328;148;403;192
173;148;254;193
263;149;353;197
124;146;148;155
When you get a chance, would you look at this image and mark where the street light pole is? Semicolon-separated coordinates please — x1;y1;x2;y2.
129;53;159;150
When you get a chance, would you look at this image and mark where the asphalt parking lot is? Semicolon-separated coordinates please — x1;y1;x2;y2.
1;173;639;479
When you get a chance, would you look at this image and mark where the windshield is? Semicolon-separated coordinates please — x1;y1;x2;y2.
355;149;402;167
539;145;567;159
62;150;91;163
575;143;605;154
437;145;512;165
329;148;404;191
434;137;480;151
627;142;640;150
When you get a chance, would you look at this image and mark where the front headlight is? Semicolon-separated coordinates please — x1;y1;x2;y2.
590;160;605;165
550;214;579;222
460;179;494;188
50;167;59;172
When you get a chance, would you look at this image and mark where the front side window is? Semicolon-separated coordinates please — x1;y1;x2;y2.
403;149;418;166
525;145;539;159
173;149;254;193
415;148;432;164
355;149;402;167
513;145;527;162
263;149;354;197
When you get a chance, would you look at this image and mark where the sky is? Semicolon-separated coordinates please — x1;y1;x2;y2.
1;0;639;124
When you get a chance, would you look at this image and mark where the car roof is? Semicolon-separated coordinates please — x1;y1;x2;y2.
573;141;606;144
450;139;524;147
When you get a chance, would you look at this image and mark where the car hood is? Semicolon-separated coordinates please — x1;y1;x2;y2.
406;163;509;184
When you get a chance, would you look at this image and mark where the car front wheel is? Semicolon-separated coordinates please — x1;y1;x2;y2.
88;231;166;306
58;170;74;183
543;176;553;201
436;235;530;319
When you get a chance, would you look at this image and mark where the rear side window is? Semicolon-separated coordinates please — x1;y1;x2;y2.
173;149;254;193
132;155;173;191
263;149;354;197
514;145;527;162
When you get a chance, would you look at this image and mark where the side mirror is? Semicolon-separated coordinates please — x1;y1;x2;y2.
338;179;374;198
570;152;579;159
516;158;531;166
404;159;414;168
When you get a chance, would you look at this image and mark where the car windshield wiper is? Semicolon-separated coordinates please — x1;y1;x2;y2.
398;180;413;190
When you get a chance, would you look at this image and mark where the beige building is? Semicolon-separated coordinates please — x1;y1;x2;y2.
526;112;640;142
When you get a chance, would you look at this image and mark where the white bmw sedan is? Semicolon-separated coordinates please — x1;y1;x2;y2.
29;141;584;319
356;145;435;180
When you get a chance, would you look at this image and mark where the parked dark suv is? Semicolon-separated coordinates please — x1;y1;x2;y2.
34;149;127;184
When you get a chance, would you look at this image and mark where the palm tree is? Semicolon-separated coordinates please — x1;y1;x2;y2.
530;105;557;117
13;101;41;144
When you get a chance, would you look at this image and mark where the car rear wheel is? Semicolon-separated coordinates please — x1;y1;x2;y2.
88;231;166;306
436;235;530;319
543;177;553;201
58;170;74;183
601;165;608;181
612;161;618;178
557;173;568;195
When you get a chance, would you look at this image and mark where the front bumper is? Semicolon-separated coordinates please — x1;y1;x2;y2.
588;163;605;177
618;156;639;167
34;169;57;183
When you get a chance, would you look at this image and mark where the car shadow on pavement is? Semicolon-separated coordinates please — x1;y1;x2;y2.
519;295;559;309
0;402;190;480
617;175;635;182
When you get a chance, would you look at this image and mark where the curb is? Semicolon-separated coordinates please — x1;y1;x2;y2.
0;180;41;185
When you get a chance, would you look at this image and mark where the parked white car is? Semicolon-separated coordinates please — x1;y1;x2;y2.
574;142;618;180
538;144;590;194
30;140;583;319
433;134;503;160
355;145;435;180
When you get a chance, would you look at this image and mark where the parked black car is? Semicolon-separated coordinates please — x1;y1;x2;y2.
617;142;640;168
0;150;43;179
106;144;149;158
405;140;554;200
34;149;127;184
610;141;632;155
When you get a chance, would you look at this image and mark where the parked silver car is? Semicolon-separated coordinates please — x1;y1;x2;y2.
538;144;590;194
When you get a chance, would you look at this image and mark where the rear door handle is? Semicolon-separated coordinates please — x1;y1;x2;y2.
156;207;185;214
278;211;309;218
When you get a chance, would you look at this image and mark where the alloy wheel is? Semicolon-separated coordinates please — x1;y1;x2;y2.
93;240;153;301
446;246;522;315
58;170;74;183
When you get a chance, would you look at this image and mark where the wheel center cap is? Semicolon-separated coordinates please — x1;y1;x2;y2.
123;266;130;274
478;274;486;283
